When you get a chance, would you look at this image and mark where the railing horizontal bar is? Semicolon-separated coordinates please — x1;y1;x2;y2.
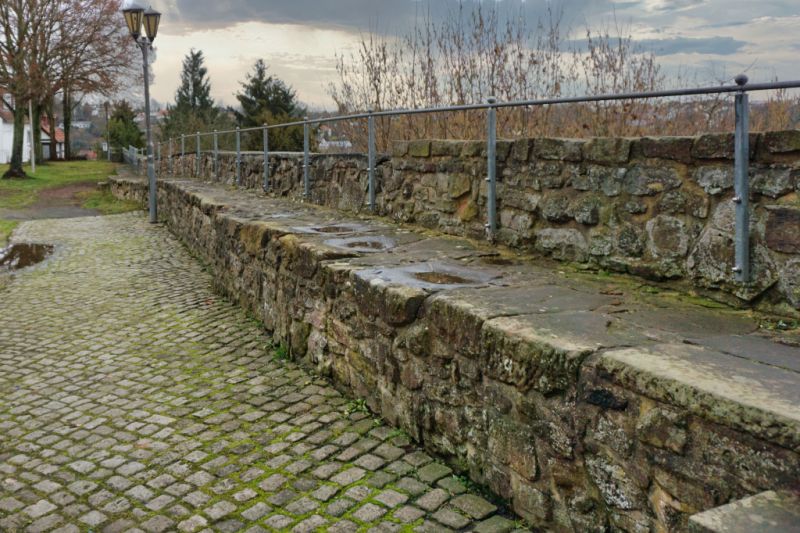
165;79;800;139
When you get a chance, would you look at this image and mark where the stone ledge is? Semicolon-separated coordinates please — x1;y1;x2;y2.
598;343;800;450
688;490;800;533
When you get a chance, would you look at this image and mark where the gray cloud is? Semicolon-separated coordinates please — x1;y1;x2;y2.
565;36;748;56
638;36;748;55
167;0;605;35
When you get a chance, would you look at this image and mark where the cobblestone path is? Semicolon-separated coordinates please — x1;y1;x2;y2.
0;214;519;533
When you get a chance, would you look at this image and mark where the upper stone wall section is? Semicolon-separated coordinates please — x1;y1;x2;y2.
155;130;800;313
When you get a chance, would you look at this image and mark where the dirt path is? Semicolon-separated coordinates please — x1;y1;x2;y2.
0;180;100;220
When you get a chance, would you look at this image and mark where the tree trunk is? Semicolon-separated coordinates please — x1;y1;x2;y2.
2;97;28;179
63;90;72;160
46;99;58;161
32;102;43;163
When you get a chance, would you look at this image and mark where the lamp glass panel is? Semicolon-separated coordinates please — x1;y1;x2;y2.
143;9;161;41
123;8;144;37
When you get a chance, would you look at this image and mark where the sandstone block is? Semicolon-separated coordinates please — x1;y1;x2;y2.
408;141;431;158
762;130;800;154
533;138;583;162
765;206;800;253
583;138;632;164
637;136;694;163
636;407;687;454
751;166;795;198
624;164;682;196
535;228;588;262
646;215;689;259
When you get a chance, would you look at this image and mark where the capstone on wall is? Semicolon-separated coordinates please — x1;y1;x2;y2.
155;130;800;313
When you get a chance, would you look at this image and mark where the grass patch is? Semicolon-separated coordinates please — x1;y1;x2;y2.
0;219;17;247
77;189;141;215
0;161;117;209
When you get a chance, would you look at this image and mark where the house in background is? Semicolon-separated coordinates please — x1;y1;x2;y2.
41;119;65;160
0;105;32;165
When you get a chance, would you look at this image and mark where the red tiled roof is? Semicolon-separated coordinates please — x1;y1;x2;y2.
41;119;65;143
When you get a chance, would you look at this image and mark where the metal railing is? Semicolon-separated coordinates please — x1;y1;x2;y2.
146;75;800;283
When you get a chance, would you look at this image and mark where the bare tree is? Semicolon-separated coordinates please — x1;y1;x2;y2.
55;0;138;159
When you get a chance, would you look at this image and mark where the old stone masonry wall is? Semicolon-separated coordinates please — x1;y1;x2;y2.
159;130;800;314
110;175;800;532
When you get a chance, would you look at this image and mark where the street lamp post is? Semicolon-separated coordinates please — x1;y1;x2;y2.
122;3;161;224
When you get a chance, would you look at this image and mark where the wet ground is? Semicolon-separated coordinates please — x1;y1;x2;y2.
0;181;100;220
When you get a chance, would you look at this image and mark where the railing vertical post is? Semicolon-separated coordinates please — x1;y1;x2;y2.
486;96;497;240
180;134;185;175
213;130;219;179
303;118;310;198
368;110;376;212
235;127;242;186
264;124;269;191
196;131;201;177
733;75;750;283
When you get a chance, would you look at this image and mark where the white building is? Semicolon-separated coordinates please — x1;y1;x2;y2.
0;106;32;164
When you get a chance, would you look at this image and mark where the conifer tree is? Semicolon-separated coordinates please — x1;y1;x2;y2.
234;59;306;151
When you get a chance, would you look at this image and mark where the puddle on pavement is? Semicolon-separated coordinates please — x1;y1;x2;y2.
478;255;519;266
324;235;397;253
0;243;54;271
357;261;502;291
292;222;376;235
313;225;358;233
414;271;472;284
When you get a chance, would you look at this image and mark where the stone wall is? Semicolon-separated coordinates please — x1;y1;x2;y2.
154;131;800;314
111;174;800;532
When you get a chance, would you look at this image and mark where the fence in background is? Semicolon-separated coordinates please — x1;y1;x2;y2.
127;76;800;283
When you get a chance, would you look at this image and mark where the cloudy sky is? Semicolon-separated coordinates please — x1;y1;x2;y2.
142;0;799;109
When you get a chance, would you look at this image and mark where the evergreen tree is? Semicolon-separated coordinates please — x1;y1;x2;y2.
234;59;307;151
175;49;214;114
108;100;143;151
161;49;230;140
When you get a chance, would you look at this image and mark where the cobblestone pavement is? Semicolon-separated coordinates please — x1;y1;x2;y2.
0;214;521;533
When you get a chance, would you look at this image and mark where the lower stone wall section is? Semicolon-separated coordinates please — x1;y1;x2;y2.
112;176;800;532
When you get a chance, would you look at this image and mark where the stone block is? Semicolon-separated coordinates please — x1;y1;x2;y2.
692;166;733;195
585;455;645;510
646;215;689;259
431;140;463;157
751;166;795;198
693;133;758;160
448;174;472;199
582;165;627;196
624;164;682;196
461;141;484;158
533;161;567;189
533;138;583;162
635;407;687;454
616;224;645;257
583;138;632;164
692;133;735;160
687;229;778;302
535;228;588;262
487;416;538;481
510;476;552;526
408;141;431;158
511;139;532;162
761;130;800;154
778;259;800;309
637;136;694;163
540;194;572;223
571;195;601;226
765;206;800;253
